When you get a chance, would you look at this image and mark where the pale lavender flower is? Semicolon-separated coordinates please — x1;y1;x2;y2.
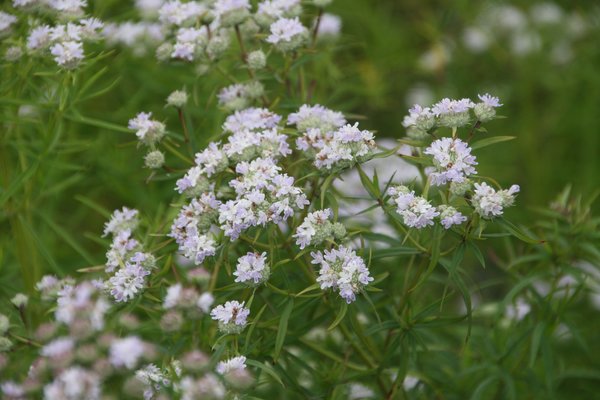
234;252;269;285
41;337;74;358
424;138;477;186
128;112;165;145
266;17;308;50
477;93;502;108
438;205;467;229
107;261;151;302
471;182;520;218
110;336;146;369
197;292;214;313
210;300;249;333
50;41;84;68
311;246;373;303
27;25;53;50
287;104;346;133
0;12;17;34
216;355;246;374
103;207;139;237
432;98;475;115
388;186;439;229
223;107;282;133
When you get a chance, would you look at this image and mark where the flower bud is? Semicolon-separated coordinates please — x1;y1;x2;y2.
247;50;266;70
243;81;264;99
11;293;28;308
155;43;174;62
206;35;230;61
4;46;22;62
166;90;188;108
449;179;472;197
0;315;9;334
0;337;13;352
144;151;165;169
331;222;346;240
473;103;496;122
314;0;333;7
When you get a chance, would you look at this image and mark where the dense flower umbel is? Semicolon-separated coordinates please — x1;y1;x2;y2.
219;157;308;239
210;301;250;334
388;185;440;229
311;246;373;303
234;252;270;286
424;138;478;186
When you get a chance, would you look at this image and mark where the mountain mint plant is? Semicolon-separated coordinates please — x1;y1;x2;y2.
2;1;598;399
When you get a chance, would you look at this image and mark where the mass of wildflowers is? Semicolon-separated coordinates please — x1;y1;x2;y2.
4;0;597;399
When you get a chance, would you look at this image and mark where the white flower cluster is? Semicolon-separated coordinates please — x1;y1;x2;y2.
438;205;468;229
106;252;153;302
219;157;309;239
210;300;250;334
223;126;290;163
21;16;104;68
266;16;308;51
169;193;220;264
402;94;502;137
424;137;477;186
471;182;520;219
216;355;246;375
158;0;207;26
291;105;375;170
103;206;139;236
0;12;17;35
388;185;440;229
110;336;147;369
294;208;346;249
135;364;171;400
102;208;155;302
255;0;301;27
311;246;374;303
223;107;282;133
128;111;166;146
234;251;270;285
170;107;308;267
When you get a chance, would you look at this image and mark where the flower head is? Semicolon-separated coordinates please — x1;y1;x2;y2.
311;246;373;303
234;252;270;285
424;138;477;186
210;300;250;333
